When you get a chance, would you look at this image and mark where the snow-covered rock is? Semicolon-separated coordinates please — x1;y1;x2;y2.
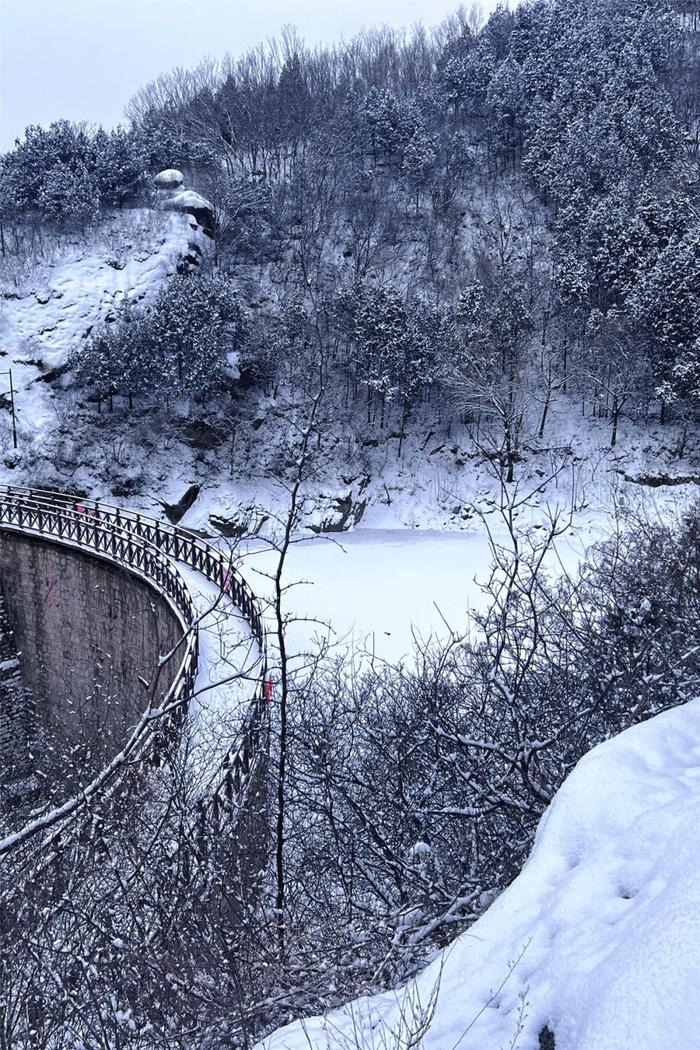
151;166;214;234
259;699;700;1050
153;168;184;189
157;189;215;236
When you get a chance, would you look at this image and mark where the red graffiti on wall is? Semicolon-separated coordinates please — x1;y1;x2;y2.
45;574;60;609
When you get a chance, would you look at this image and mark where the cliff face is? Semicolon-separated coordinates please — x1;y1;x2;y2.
0;206;207;452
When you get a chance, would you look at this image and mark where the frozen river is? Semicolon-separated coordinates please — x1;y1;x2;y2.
241;528;497;662
238;518;605;664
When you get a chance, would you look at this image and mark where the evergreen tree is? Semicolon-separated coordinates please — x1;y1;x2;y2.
37;162;100;230
72;277;246;408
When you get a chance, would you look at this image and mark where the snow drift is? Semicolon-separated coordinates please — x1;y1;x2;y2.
260;699;700;1050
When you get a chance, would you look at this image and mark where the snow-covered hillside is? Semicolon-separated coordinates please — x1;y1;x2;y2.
0;208;204;444
260;699;700;1050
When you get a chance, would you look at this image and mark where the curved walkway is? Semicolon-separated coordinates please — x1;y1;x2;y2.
0;484;269;850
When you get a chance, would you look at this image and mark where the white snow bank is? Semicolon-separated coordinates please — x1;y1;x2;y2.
260;699;700;1050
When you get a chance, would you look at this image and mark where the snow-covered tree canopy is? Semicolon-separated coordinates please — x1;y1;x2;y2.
71;274;246;405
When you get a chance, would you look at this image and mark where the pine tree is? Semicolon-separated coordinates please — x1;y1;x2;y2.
37;161;100;230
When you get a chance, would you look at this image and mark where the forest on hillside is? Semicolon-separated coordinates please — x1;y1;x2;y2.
3;1;700;1047
1;0;700;465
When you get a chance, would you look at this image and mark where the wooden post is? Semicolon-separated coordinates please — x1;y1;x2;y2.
8;371;17;450
0;370;18;449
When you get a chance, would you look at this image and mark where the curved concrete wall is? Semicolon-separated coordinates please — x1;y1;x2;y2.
0;532;184;773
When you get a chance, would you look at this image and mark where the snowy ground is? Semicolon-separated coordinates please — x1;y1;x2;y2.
0;209;203;444
260;698;700;1050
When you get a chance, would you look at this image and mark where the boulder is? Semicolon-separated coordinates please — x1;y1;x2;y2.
159;483;201;524
309;494;367;534
210;506;269;539
153;168;184;189
158;189;215;237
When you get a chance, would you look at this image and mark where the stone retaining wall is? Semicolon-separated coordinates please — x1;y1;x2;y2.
0;532;184;772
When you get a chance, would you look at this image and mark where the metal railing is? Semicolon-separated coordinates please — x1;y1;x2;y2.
0;485;269;826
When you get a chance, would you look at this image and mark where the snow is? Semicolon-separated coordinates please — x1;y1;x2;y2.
0;209;203;444
159;190;213;214
1;195;699;1050
231;507;609;664
240;529;491;663
153;168;184;188
175;562;262;787
4;211;700;1048
260;698;700;1050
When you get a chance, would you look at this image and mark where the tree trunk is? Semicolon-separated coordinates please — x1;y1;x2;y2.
538;395;550;440
398;402;409;458
505;419;514;483
273;392;321;961
611;396;619;448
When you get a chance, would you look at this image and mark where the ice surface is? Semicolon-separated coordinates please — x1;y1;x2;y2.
239;529;492;663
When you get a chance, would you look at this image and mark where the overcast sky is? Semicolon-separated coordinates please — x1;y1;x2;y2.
0;0;498;151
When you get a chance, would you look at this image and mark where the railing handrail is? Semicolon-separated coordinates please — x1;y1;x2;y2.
0;485;267;652
0;491;197;690
0;484;269;833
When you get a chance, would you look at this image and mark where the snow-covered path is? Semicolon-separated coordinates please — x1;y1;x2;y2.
260;698;700;1050
162;562;262;791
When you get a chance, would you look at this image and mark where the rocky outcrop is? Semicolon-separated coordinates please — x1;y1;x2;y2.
154;168;185;189
617;470;700;487
210;505;269;539
161;190;215;236
309;493;367;534
160;483;202;525
154;170;215;237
